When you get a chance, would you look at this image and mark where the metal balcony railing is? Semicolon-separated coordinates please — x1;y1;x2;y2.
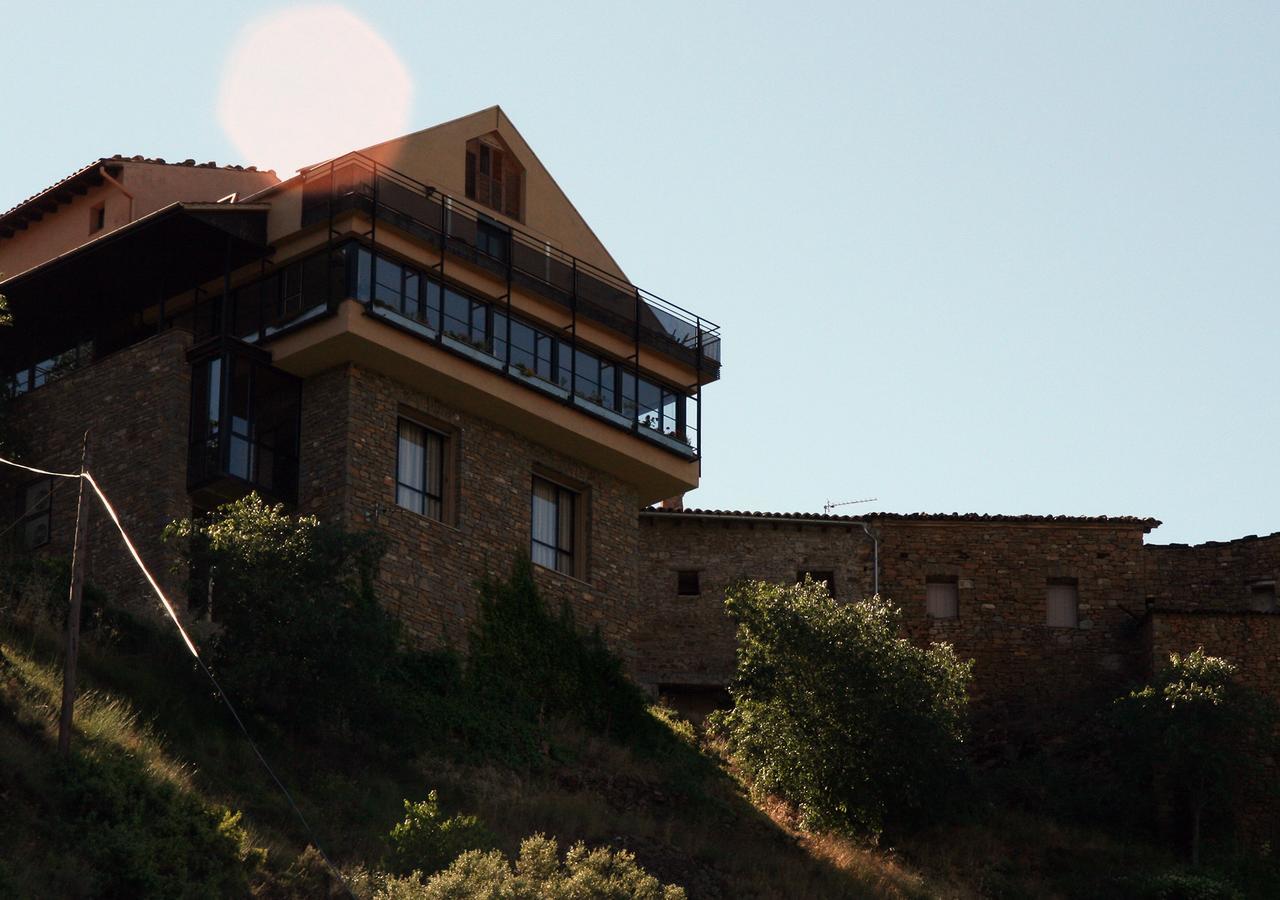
298;153;721;379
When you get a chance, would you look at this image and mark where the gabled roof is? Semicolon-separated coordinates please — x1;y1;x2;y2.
0;155;275;239
346;105;631;281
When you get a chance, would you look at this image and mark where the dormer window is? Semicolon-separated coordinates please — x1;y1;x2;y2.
465;135;523;220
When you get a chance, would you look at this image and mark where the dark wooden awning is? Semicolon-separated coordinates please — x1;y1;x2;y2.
0;202;268;363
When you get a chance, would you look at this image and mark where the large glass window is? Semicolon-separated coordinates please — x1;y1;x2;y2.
396;419;446;521
531;476;577;576
187;352;300;501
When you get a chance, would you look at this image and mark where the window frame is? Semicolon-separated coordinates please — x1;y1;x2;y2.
676;569;701;596
530;473;585;579
395;415;452;524
925;575;960;620
1046;577;1080;628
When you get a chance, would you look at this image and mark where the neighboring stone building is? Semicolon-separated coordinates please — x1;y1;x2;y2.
2;108;1277;754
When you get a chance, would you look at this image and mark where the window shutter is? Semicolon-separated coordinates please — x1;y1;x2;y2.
465;151;477;199
926;580;959;619
1046;583;1079;628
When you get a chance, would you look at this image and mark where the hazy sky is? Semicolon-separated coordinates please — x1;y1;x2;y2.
3;2;1277;544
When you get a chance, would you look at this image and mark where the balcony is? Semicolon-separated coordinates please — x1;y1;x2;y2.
298;153;721;381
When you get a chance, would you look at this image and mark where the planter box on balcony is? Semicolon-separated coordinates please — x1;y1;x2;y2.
442;334;502;369
638;426;697;458
509;367;570;399
572;395;633;429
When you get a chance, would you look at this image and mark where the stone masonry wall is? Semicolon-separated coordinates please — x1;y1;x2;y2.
1;330;192;615
637;513;1153;723
1144;532;1280;612
298;364;642;666
634;516;871;686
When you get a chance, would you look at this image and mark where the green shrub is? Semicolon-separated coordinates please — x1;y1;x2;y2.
0;554;109;631
1123;868;1244;900
388;791;496;876
164;493;400;737
56;751;261;897
709;578;972;838
376;833;685;899
466;556;650;743
1114;649;1277;866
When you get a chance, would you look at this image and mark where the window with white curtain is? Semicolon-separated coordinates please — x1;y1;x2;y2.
396;419;446;520
531;476;577;576
926;577;959;619
1046;580;1079;628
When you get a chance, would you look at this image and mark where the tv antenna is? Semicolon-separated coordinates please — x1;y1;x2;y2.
823;497;877;515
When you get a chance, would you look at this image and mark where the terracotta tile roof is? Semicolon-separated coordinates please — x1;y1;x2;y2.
0;155;274;237
642;507;1162;531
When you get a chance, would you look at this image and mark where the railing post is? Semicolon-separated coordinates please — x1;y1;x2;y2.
570;259;578;399
695;317;703;459
632;289;642;432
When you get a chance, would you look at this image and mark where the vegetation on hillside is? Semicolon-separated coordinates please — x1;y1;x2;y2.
1;493;1278;898
710;577;971;838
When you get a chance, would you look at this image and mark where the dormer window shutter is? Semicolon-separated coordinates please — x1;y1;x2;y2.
465;150;477;198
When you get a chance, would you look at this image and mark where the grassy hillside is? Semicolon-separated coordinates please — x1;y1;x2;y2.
0;614;936;898
4;610;1261;899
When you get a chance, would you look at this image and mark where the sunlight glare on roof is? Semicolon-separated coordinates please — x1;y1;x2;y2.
217;4;413;177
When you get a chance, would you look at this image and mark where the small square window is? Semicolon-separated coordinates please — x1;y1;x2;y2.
798;569;836;599
89;203;106;234
1248;581;1277;613
926;576;959;619
20;478;53;550
1047;579;1079;628
677;570;700;596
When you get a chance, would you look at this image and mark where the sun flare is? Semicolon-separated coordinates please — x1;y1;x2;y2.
218;4;413;176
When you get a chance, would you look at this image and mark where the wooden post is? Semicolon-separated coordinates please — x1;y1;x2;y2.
57;430;91;758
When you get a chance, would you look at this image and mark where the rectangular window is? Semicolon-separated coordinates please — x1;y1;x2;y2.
926;576;959;619
396;419;446;521
1248;580;1277;612
531;476;577;576
20;478;53;550
89;202;105;234
677;570;701;596
798;569;836;599
1047;579;1079;628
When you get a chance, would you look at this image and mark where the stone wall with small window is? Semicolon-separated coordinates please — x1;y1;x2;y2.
1;330;192;614
297;363;641;663
636;512;1154;723
1143;532;1280;613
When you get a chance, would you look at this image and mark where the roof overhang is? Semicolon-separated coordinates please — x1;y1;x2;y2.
0;159;122;239
0;202;268;362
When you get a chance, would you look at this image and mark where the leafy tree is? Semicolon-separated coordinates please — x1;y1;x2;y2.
709;578;972;838
388;791;496;876
163;493;399;736
371;834;686;899
1116;649;1275;866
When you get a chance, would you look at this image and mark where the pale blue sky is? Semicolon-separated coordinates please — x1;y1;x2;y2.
4;2;1277;544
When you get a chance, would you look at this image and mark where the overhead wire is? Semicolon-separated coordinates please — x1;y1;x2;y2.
0;454;355;898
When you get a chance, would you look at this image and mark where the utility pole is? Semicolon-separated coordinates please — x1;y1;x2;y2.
58;430;91;758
